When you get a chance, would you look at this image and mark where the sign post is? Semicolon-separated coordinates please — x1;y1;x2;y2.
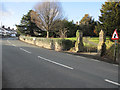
114;40;117;62
111;29;119;62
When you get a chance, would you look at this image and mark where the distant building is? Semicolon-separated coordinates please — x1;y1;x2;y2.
76;21;79;25
0;27;17;37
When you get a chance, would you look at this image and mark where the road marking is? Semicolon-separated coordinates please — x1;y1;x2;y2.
7;39;16;47
7;40;11;44
76;56;80;57
113;64;118;67
38;56;74;70
90;59;100;62
76;56;100;62
67;54;71;56
79;56;87;59
76;56;88;60
105;79;120;86
20;48;31;54
12;44;16;47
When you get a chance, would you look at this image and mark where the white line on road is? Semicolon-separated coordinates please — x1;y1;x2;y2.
12;44;16;47
38;56;74;70
7;40;11;44
76;56;80;58
66;54;72;56
90;59;100;62
79;56;87;59
76;56;100;62
20;48;31;54
105;79;120;86
113;64;118;67
7;39;16;47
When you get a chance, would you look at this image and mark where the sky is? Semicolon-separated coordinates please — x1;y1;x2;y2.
0;0;106;29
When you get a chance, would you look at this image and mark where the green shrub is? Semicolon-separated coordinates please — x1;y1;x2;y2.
36;38;54;44
55;39;74;50
105;43;120;61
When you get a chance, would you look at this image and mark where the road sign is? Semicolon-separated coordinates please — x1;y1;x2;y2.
111;29;119;40
111;29;119;62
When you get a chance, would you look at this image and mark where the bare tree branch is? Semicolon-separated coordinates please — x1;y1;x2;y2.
32;0;63;38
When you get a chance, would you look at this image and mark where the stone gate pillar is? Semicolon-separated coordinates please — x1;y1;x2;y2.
75;30;84;52
97;30;106;56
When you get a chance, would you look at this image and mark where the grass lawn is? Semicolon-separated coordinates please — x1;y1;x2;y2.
87;37;115;49
64;37;76;41
28;36;115;49
87;37;111;44
64;36;115;49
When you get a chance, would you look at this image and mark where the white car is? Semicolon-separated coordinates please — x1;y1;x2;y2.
11;34;16;37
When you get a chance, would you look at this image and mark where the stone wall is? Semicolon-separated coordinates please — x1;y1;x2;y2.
19;36;73;51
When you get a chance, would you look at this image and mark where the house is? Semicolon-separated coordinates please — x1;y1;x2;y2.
0;27;17;37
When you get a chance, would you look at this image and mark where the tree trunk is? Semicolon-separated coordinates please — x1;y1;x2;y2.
47;31;49;38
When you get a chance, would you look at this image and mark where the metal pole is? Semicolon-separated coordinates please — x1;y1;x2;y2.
118;40;119;64
116;40;119;63
114;40;117;62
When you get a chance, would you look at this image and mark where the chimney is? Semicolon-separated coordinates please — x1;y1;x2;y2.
76;21;79;25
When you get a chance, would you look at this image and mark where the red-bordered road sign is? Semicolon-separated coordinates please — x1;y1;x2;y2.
111;29;119;40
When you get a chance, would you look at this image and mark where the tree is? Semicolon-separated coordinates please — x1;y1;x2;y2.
54;19;68;38
16;10;40;36
79;14;97;36
33;0;63;38
94;21;102;36
53;19;77;38
65;20;78;37
80;14;92;25
95;1;120;36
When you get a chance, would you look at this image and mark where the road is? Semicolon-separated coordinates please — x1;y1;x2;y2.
2;38;119;88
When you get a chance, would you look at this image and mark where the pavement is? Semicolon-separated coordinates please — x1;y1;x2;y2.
1;37;120;89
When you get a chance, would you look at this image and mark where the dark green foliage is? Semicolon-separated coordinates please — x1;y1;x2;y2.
16;10;41;36
79;14;97;36
65;20;78;37
95;1;120;36
54;19;77;38
100;43;106;57
55;39;74;50
105;43;120;62
94;21;102;36
36;38;54;44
